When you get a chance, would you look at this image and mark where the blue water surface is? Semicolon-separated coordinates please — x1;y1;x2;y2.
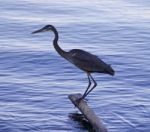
0;0;150;132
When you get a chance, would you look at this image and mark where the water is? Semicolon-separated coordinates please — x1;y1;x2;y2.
0;0;150;131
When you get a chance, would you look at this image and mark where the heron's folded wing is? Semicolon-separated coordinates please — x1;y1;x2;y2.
70;49;107;72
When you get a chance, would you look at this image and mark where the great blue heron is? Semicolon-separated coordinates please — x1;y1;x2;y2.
32;25;115;101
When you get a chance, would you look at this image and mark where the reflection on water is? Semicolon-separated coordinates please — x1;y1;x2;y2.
0;0;150;132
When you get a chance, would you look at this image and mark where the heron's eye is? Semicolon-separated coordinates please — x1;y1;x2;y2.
45;25;51;28
44;25;51;31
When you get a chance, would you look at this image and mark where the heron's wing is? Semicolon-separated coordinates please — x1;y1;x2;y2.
68;49;108;72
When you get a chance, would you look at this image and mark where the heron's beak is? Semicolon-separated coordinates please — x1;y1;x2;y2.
31;28;44;34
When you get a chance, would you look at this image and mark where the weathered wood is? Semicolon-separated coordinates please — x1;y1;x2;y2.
68;93;107;132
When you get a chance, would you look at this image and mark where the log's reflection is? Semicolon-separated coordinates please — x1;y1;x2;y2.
69;112;94;132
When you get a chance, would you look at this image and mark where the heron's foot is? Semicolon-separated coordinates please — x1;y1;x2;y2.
75;97;88;105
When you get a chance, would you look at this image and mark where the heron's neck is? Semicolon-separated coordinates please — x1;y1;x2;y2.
52;28;66;58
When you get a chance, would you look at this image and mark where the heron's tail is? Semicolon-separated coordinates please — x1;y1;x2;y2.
105;65;115;76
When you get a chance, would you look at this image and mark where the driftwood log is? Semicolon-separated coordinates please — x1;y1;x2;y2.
68;93;107;132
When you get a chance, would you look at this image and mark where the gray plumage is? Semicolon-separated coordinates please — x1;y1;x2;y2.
32;25;115;101
67;49;114;75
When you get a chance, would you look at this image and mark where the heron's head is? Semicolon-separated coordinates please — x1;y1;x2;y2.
32;25;55;34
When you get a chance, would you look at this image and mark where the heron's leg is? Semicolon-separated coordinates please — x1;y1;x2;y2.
83;74;97;98
81;73;91;99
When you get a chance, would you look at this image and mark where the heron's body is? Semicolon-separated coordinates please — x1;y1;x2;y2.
66;49;114;75
32;25;115;100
